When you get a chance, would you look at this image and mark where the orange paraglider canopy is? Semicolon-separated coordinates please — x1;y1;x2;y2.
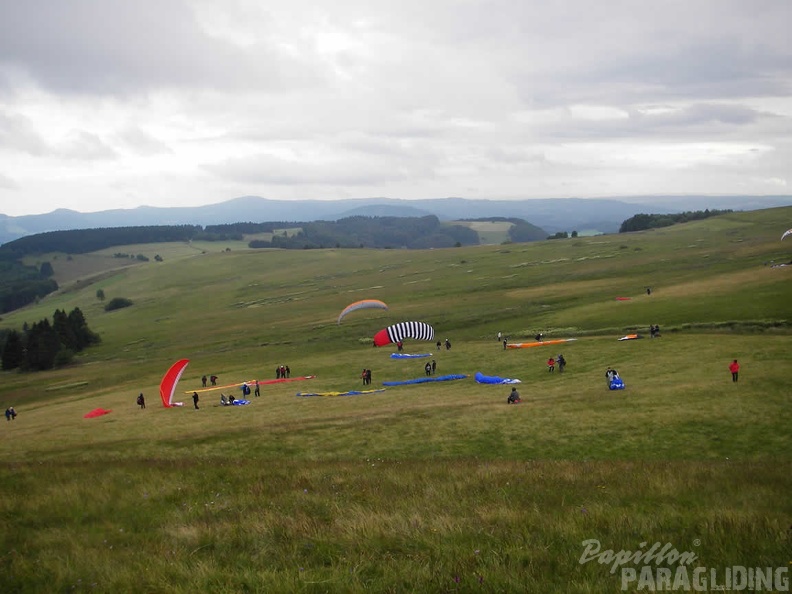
337;299;388;324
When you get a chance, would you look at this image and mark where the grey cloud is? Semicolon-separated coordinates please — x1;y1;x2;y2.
485;147;547;165
0;111;48;155
203;152;431;186
531;38;792;109
57;131;117;160
0;0;325;96
115;126;172;156
0;171;18;189
532;102;783;142
603;39;791;100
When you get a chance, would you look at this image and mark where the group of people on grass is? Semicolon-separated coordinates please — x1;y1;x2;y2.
125;338;744;411
546;354;567;373
201;375;218;387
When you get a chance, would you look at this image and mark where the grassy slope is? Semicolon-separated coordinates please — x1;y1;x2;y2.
0;207;790;593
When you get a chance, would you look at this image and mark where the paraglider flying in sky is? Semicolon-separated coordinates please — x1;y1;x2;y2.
337;299;388;324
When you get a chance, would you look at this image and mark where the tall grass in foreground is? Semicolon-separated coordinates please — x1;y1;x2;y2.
1;460;789;593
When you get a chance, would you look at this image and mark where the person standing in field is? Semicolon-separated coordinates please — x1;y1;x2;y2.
556;354;566;373
547;357;555;372
729;359;740;382
201;375;207;387
137;393;146;409
192;392;200;409
254;381;260;397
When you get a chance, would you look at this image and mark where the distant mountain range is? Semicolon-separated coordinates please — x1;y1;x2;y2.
2;195;789;246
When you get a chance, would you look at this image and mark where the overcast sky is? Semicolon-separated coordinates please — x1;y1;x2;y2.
1;0;791;216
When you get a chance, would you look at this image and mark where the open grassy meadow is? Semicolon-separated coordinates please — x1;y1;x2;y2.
1;207;791;593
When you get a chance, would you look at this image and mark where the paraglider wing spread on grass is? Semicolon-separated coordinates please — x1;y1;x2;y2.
474;372;522;384
382;374;467;386
257;376;316;385
618;334;643;341
390;353;432;359
296;389;386;397
184;376;316;393
506;339;576;349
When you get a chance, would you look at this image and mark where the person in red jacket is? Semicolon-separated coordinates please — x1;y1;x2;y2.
729;359;740;382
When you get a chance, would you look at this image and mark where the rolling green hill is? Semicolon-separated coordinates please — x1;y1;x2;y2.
0;207;790;593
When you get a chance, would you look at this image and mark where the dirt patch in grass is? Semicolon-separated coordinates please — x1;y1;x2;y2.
51;254;139;286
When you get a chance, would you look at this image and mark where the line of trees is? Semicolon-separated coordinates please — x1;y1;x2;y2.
0;225;202;259
0;258;59;314
0;307;100;371
249;215;481;249
619;209;733;233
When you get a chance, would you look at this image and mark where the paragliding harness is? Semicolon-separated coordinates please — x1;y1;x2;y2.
609;376;625;390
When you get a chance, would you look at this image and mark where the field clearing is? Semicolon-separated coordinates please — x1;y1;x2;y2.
452;220;513;244
1;207;791;592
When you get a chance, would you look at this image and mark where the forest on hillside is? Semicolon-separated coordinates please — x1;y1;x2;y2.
0;215;545;313
619;209;732;232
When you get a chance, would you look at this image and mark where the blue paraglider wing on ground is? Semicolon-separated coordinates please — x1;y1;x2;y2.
382;374;467;386
474;372;522;384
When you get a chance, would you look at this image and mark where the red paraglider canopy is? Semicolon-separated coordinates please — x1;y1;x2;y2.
160;359;189;408
84;408;112;418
